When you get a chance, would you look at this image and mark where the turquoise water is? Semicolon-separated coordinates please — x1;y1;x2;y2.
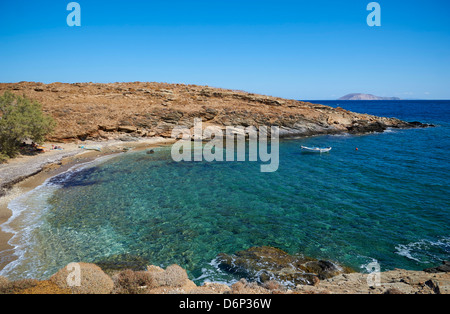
1;101;449;284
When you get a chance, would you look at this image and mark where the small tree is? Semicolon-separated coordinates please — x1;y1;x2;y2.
0;91;56;161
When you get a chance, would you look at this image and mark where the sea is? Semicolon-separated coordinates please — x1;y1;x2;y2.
0;100;449;284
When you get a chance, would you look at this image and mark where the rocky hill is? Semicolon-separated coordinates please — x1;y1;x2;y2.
339;93;401;101
0;82;421;142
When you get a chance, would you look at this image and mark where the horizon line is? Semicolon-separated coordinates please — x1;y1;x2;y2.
0;81;448;101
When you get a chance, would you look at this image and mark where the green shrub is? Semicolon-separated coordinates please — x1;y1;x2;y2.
0;91;56;159
0;152;8;163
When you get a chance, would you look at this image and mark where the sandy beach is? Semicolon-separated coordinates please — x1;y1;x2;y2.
0;137;175;271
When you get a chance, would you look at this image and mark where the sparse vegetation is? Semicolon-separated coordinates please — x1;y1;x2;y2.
112;269;153;294
0;91;55;161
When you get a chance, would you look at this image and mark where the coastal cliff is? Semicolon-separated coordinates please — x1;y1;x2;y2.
0;82;426;143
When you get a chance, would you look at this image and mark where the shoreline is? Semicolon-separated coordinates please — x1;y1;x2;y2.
0;134;448;294
0;137;175;272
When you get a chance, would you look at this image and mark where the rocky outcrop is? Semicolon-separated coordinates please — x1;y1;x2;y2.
408;121;436;128
216;246;353;287
0;82;429;142
424;261;450;273
306;269;450;294
347;121;388;134
50;262;114;294
1;260;449;294
111;264;199;294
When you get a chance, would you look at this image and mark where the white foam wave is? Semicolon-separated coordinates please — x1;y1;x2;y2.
395;238;450;264
0;154;119;278
330;133;352;137
193;257;238;286
359;257;380;273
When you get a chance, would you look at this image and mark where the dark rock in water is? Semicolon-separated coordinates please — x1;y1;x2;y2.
95;254;149;275
408;121;436;128
303;260;344;280
146;149;155;155
424;261;450;273
347;121;387;134
216;246;351;287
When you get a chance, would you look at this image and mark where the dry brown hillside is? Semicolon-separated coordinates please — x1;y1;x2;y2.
0;82;423;142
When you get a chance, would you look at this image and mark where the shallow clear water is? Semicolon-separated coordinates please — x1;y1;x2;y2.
1;100;449;284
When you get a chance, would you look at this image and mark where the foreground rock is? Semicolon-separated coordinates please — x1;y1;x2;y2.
1;260;449;294
305;269;450;294
50;262;114;294
216;246;353;287
112;265;199;294
0;82;431;143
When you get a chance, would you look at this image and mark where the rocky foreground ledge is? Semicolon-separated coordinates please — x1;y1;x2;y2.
0;82;433;142
0;247;448;294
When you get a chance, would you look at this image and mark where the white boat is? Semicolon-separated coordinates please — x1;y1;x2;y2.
301;146;332;153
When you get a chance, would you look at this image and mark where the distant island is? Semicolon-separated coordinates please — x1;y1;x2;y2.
339;93;401;101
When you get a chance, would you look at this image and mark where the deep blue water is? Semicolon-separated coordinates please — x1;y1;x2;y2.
1;100;449;284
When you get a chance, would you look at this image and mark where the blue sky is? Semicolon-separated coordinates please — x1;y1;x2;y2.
0;0;449;99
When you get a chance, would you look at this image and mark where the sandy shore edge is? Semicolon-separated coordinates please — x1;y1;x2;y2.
0;137;175;271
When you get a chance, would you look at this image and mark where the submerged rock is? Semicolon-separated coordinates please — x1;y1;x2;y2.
216;246;352;287
95;254;150;275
